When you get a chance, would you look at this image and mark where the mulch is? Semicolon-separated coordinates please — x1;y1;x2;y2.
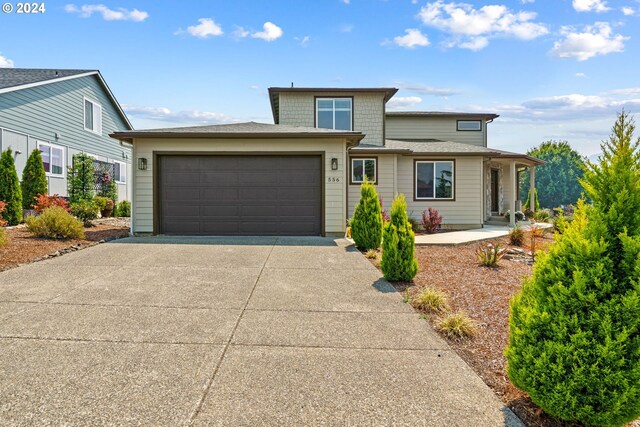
0;222;130;272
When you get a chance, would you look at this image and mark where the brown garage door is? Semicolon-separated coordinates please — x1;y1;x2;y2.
158;155;322;236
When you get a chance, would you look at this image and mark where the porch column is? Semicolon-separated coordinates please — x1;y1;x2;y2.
510;160;516;227
529;166;536;213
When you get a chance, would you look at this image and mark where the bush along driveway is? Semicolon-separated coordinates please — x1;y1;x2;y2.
0;236;522;426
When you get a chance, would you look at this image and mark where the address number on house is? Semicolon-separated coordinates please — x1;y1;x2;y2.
327;177;340;183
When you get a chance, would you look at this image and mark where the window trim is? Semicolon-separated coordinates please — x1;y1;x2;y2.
113;160;126;184
37;141;66;178
413;159;456;201
314;96;354;131
456;120;482;132
349;156;378;185
83;96;102;135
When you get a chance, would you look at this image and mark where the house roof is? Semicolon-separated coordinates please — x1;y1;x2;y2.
386;111;500;120
110;121;365;144
350;139;544;165
0;68;133;130
268;87;398;124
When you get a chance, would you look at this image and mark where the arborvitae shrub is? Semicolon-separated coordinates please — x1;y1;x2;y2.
523;188;541;211
0;148;23;225
350;178;383;250
506;112;640;426
381;194;418;282
21;149;48;209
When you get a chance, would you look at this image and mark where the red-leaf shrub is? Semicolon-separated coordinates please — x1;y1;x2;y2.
34;194;70;213
0;200;7;227
378;195;390;222
421;208;443;234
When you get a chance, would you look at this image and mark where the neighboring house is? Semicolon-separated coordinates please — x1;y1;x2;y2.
111;86;540;236
0;68;133;203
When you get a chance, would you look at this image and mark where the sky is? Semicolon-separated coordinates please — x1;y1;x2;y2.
1;0;639;156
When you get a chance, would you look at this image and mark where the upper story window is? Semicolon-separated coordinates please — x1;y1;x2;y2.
113;160;126;184
38;141;64;177
457;120;482;131
415;160;454;200
84;97;103;135
316;98;352;131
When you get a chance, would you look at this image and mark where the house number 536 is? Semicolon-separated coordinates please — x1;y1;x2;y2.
327;177;340;183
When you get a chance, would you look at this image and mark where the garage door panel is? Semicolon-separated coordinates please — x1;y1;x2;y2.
159;155;322;236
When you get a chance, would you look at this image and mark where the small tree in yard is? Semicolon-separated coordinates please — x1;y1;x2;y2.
0;148;22;225
381;194;418;282
506;111;640;426
67;153;95;203
350;178;383;250
21;149;48;209
421;207;443;234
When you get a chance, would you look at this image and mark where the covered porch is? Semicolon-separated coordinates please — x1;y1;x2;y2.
484;152;545;227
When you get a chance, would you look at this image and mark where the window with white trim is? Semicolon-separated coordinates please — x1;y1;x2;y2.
415;160;454;200
38;142;64;176
84;98;102;134
351;158;376;183
316;98;352;131
113;161;126;183
457;120;481;131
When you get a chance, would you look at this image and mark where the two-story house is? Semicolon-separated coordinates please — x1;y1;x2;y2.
112;86;540;236
0;68;133;202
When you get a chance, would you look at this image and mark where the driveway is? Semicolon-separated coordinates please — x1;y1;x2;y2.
0;236;523;426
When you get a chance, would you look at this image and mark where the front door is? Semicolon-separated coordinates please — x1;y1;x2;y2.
490;169;499;213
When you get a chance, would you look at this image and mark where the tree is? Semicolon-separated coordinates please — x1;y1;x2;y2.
21;148;48;209
350;178;383;250
67;153;95;203
506;112;640;426
381;194;418;282
519;140;586;208
0;148;23;225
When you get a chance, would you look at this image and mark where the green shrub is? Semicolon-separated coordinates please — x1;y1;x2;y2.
406;215;420;233
93;196;109;210
437;311;476;340
364;249;378;259
70;199;99;227
523;188;541;211
552;208;571;234
506;112;640;426
26;206;84;239
412;287;448;313
533;208;551;223
0;226;7;247
0;148;23;225
21;149;48;209
350;178;383;251
475;242;507;267
67;153;95;203
115;200;131;217
508;225;525;246
381;194;418;282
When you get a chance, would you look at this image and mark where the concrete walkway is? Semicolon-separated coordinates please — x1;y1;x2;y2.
0;236;522;426
416;223;553;246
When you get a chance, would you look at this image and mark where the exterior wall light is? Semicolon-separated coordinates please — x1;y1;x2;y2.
331;158;338;171
137;157;147;170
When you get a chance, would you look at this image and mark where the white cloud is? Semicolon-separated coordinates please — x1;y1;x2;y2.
64;4;148;21
551;22;627;61
521;0;535;3
622;6;635;15
607;87;640;95
0;53;14;68
251;22;283;42
572;0;611;13
232;26;250;38
295;35;310;46
396;81;458;97
393;29;430;48
386;96;423;109
341;0;350;4
175;18;223;39
122;105;238;125
576;72;587;77
418;1;548;50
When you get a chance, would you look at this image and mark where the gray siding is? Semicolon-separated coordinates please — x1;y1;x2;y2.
385;116;487;147
0;74;132;199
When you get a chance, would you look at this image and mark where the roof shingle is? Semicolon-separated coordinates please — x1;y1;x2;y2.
0;68;95;90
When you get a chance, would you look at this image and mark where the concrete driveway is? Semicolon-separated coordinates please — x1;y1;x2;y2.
0;236;522;426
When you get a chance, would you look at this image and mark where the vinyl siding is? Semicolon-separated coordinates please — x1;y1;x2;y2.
0;74;131;199
277;92;385;146
386;116;487;147
132;137;348;235
348;154;395;218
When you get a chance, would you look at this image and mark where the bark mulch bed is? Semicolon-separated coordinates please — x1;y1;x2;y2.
0;219;130;272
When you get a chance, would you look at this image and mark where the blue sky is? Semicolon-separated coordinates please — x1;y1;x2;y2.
1;0;639;155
